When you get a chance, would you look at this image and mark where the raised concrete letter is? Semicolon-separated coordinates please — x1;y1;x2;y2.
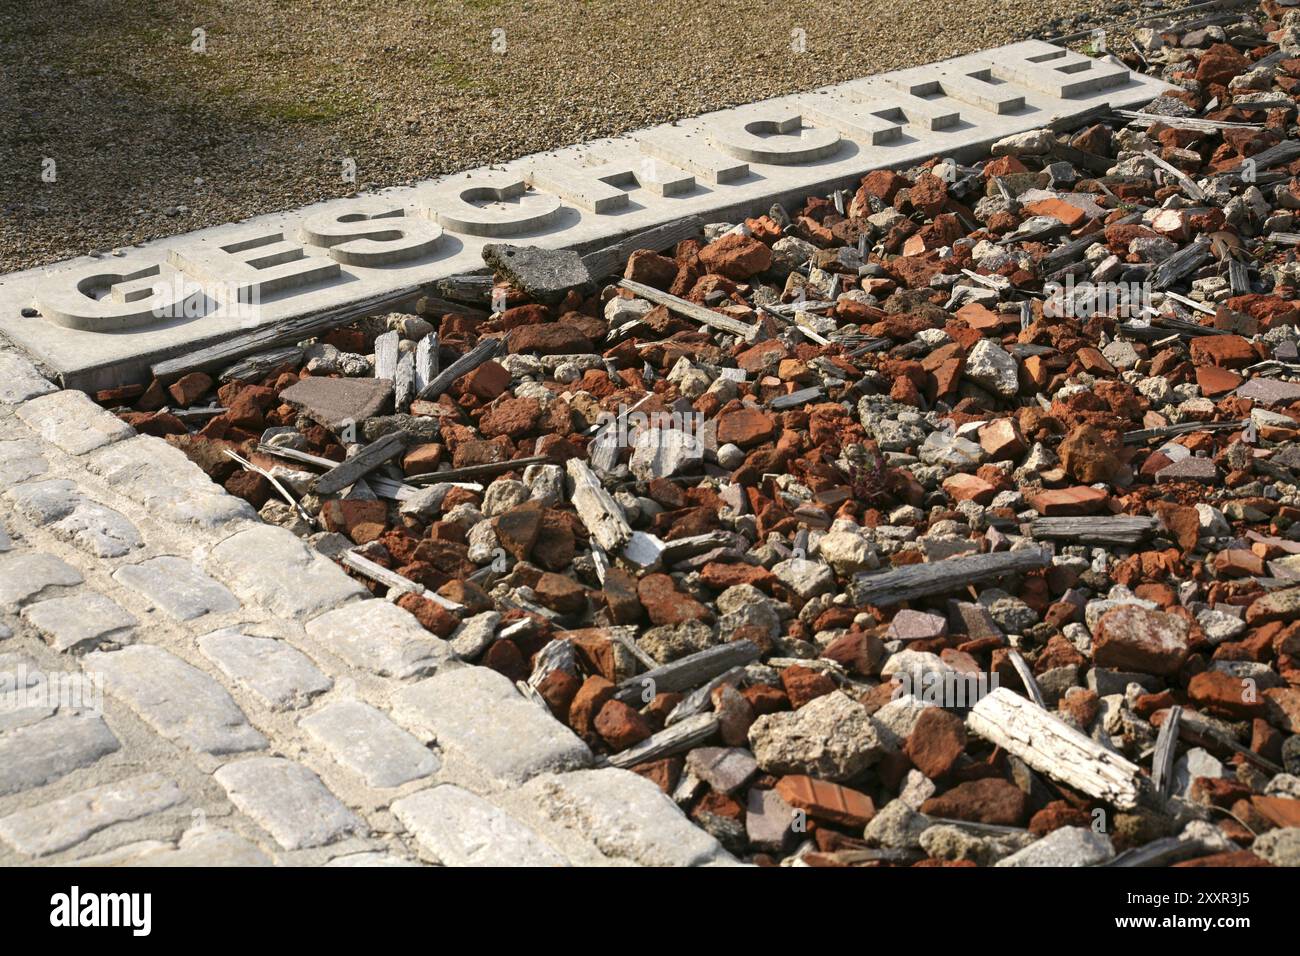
299;202;444;266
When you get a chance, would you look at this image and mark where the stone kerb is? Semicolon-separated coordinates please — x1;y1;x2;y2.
0;41;1171;391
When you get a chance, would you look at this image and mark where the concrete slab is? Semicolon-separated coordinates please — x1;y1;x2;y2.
0;42;1171;390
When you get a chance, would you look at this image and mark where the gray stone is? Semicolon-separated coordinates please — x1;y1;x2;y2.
685;746;759;794
325;851;419;867
965;339;1020;397
0;438;47;488
279;376;393;430
921;823;1032;865
1236;377;1300;406
22;592;137;653
748;691;883;781
113;556;240;621
392;666;591;786
6;479;142;558
1155;456;1219;484
0;552;82;607
638;618;717;664
207;524;367;618
995;826;1115;866
0;714;120;796
0;352;56;404
305;599;451;679
521;768;736;866
887;609;948;642
87;645;266;755
14;390;133;455
300;700;439;789
448;610;500;660
214;757;362;850
482;243;592;305
86;436;255;527
629;428;703;480
392;785;568;866
863;799;932;849
0;772;183;857
817;530;877;575
919;430;984;469
745;787;798;853
1251;827;1300;867
0;521;10;553
123;828;273;866
197;629;332;711
771;557;835;600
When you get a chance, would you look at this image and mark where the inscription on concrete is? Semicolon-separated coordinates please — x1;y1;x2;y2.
0;42;1171;390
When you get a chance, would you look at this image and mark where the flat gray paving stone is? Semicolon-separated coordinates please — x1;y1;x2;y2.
325;851;421;867
278;376;393;430
113;556;240;621
85;435;256;528
391;666;591;786
207;524;366;618
21;591;137;653
0;713;120;796
15;389;133;455
213;756;362;851
0;438;48;488
0;772;183;857
197;628;332;711
6;479;142;558
0;352;57;404
0;552;83;607
300;700;439;789
120;829;274;867
85;645;266;755
520;768;737;867
304;599;450;680
391;785;568;867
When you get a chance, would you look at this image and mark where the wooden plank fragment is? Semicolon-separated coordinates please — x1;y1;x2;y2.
373;330;400;381
612;640;761;704
605;713;720;769
415;335;506;401
580;216;703;279
848;549;1051;607
566;458;632;551
408;455;550;485
310;431;408;495
1152;704;1181;798
151;283;426;380
1029;516;1157;546
617;278;760;342
968;687;1143;809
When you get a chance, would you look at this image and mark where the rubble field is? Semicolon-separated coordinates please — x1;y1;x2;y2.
93;2;1300;866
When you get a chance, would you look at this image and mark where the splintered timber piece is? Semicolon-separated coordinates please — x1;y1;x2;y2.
1152;704;1181;797
566;458;632;552
967;688;1143;809
617;278;760;341
612;641;762;704
416;335;506;400
604;713;720;769
848;549;1051;607
310;431;407;495
1028;516;1157;546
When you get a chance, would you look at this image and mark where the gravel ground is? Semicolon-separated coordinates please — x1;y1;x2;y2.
1;0;1192;272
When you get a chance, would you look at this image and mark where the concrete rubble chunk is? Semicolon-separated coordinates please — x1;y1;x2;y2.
483;243;592;305
392;784;568;866
995;825;1115;867
214;757;362;850
279;376;393;430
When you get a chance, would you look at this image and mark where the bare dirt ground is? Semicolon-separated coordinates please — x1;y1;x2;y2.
2;0;1145;271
